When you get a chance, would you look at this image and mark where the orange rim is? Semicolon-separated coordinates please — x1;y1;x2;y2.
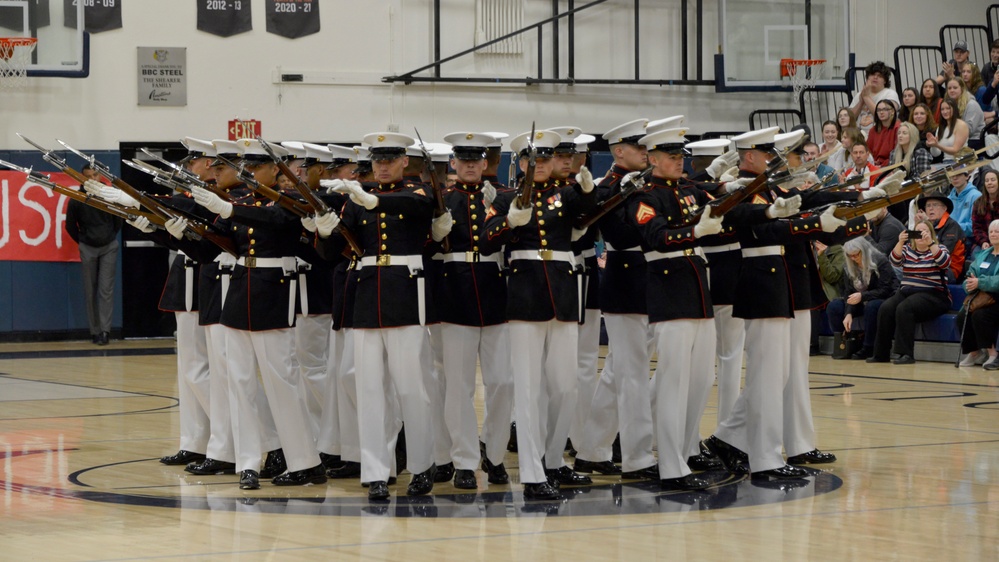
0;37;37;60
780;58;826;78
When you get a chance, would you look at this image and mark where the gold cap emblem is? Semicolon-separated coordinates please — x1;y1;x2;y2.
377;135;386;142
242;140;251;147
466;133;474;140
536;132;544;140
567;128;575;135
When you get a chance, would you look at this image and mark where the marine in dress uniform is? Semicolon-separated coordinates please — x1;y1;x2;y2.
191;139;325;490
481;129;598;500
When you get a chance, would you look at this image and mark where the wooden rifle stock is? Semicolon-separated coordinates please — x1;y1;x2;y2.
413;129;451;252
832;182;924;220
574;167;652;230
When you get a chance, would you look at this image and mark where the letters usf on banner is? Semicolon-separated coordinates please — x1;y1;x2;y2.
64;0;122;33
197;0;251;38
266;0;319;39
0;172;81;262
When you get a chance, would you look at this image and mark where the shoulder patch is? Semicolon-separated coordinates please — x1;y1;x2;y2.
635;202;657;225
414;188;427;197
751;194;768;205
485;206;497;220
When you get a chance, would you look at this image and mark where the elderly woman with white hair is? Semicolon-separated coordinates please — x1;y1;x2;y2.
956;219;999;369
826;237;900;359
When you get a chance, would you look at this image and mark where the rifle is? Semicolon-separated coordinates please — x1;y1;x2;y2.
139;148;232;202
574;166;652;229
217;155;311;218
516;122;538;210
123;159;190;194
698;152;793;219
414;128;451;252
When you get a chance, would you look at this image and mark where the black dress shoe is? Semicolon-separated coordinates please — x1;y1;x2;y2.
481;457;510;485
407;465;436;496
97;331;109;346
522;482;561;501
434;462;455;483
545;466;592;486
327;461;361;479
573;458;622;475
621;465;660;481
91;334;99;344
272;464;327;486
259;449;287;479
507;422;518;453
704;436;749;475
660;474;710;491
239;470;260;490
851;347;873;360
185;458;236;475
687;453;723;471
892;354;915;365
751;464;809;481
787;449;837;464
368;480;390;501
319;452;343;470
362;476;396;487
160;450;205;466
453;469;477;489
866;356;890;363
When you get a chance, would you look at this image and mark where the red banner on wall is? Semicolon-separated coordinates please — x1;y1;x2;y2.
0;171;81;262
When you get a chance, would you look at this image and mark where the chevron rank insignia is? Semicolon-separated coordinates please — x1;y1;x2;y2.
635;202;656;225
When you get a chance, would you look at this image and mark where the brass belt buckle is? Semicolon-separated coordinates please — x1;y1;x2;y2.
376;254;391;267
539;249;554;261
684;248;694;256
779;246;785;256
244;256;256;268
465;251;479;263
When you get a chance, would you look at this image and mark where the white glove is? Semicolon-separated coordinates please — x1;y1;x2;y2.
331;179;378;210
314;211;341;238
301;216;317;233
191;185;233;218
620;171;641;189
165;217;188;240
820;206;846;233
723;177;752;194
693;209;724;238
861;187;887;201
319;179;339;195
432;211;453;242
83;179;105;197
507;202;532;227
706;151;739;180
766;194;802;219
575;166;595;193
878;170;906;196
482;180;497;209
719;167;740;183
571;227;587;242
97;185;140;208
127;215;154;234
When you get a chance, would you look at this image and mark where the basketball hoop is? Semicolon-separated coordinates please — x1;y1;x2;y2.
780;58;825;104
0;37;37;91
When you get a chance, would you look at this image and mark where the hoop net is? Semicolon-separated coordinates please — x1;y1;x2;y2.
780;58;825;104
0;38;37;91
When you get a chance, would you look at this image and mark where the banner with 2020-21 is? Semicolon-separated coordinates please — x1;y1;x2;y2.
0;171;81;262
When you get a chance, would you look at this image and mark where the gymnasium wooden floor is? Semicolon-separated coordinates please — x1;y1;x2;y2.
2;339;998;561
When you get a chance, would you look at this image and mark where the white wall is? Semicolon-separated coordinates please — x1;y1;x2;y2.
0;0;990;150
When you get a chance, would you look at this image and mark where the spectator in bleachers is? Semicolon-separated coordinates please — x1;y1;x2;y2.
892;121;933;183
961;63;986;108
866;206;906;261
850;62;900;134
827;237;900;360
918;78;944;124
867;100;900;167
926;98;970;163
956;218;999;370
899;87;918;123
868;221;952;365
982;40;999;114
971;168;999;252
946;167;981;239
820;120;841;156
837;107;857;132
946;77;985;142
803;142;836;184
909;103;939;156
935;40;971;87
914;194;966;282
830;127;864;172
839;138;879;189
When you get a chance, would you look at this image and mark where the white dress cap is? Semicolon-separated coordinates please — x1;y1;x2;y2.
574;133;596;152
237;138;288;162
509;129;563;157
302;142;334;163
363;132;416;161
482;132;509;148
327;144;358;165
280;141;308;159
181;137;217;159
638;127;689;153
646;115;686;135
732;126;781;151
774;129;807;153
685;138;732;157
602;118;649;144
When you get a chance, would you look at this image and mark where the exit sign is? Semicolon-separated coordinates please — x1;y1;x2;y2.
228;119;261;140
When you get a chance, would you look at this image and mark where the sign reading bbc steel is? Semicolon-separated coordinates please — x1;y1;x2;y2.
266;0;319;39
228;119;262;141
137;47;187;107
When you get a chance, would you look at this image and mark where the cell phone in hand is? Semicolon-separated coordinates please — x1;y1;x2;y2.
906;230;922;239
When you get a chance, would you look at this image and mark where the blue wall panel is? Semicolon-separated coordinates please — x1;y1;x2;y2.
0;261;11;332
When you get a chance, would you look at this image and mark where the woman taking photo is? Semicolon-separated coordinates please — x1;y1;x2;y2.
899;87;918;122
917;78;943;123
867;99;900;167
971;168;999;251
867;220;951;365
926;98;970;163
956;218;999;370
826;237;900;359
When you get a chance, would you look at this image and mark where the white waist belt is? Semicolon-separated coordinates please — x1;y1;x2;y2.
577;248;597;259
358;254;425;271
441;252;504;265
645;247;706;261
236;256;295;269
702;242;742;254
741;245;785;258
509;249;577;265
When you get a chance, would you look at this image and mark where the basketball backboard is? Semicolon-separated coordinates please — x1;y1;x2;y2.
715;0;850;94
0;0;88;77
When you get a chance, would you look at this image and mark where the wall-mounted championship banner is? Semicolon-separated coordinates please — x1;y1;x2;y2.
64;0;123;33
197;0;251;38
0;0;50;32
266;0;319;39
0;172;81;263
137;47;187;106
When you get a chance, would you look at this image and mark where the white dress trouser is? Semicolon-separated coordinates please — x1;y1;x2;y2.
294;313;331;442
577;313;656;472
427;324;452;466
204;324;234;462
569;308;601;449
226;327;320;473
356;326;433;483
175;311;210;454
653;318;716;479
714;318;790;473
783;310;816;457
509;320;578;484
316;327;343;457
441;323;513;470
713;304;745;425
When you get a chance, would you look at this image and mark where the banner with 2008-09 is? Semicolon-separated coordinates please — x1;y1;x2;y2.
0;171;81;262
